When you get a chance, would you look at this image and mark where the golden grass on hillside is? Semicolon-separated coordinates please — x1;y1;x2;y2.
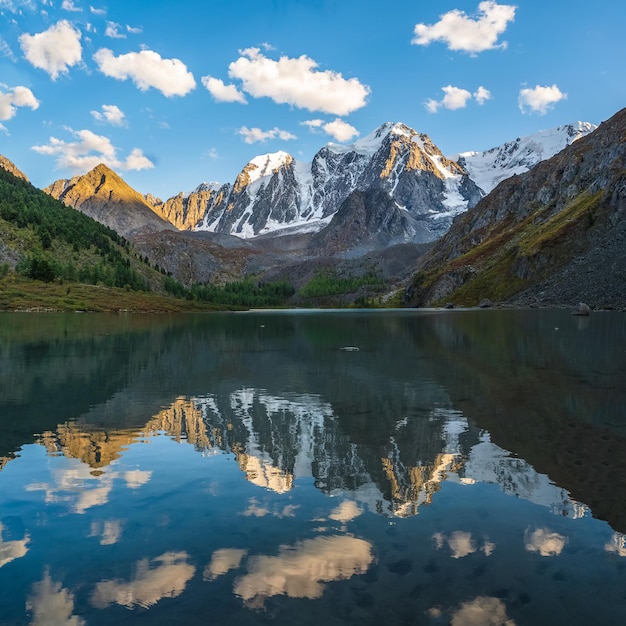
0;275;227;312
420;191;603;307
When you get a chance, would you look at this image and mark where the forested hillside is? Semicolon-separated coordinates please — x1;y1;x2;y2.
0;165;156;289
0;165;298;311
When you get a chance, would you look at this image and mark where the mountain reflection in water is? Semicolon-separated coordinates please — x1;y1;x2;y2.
0;309;625;626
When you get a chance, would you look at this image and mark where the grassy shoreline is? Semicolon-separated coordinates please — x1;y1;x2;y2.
0;275;231;312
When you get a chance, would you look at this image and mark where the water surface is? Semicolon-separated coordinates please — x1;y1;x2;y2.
1;309;625;625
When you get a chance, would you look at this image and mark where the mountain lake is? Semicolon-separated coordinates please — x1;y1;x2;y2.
0;309;625;626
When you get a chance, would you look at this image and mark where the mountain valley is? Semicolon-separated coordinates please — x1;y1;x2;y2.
2;111;625;309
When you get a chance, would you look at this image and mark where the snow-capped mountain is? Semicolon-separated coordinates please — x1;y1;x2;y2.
151;122;484;243
455;122;596;194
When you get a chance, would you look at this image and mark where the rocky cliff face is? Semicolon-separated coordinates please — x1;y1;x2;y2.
163;123;484;243
407;108;626;308
45;164;176;237
0;155;29;182
147;182;230;231
307;189;431;257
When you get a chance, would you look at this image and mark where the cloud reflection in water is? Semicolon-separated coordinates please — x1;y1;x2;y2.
230;535;373;608
91;551;195;610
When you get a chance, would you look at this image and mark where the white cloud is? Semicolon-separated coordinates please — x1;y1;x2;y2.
474;85;492;104
32;128;154;173
412;1;516;54
433;531;476;559
61;0;81;11
0;85;39;121
301;119;324;129
440;86;473;110
237;125;296;144
433;531;495;559
518;84;567;115
104;21;125;39
90;519;123;546
233;535;373;608
201;75;247;104
0;522;29;568
19;20;82;80
425;99;440;114
91;552;195;610
27;572;85;626
204;548;247;581
329;500;362;522
524;527;567;556
301;118;359;142
90;104;126;126
425;85;491;113
126;25;142;34
90;5;105;15
228;48;370;116
322;118;359;142
124;469;152;488
0;0;36;11
0;36;16;61
449;596;516;626
93;48;196;97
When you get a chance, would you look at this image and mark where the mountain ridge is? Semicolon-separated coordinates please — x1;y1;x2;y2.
144;119;594;243
406;107;626;308
456;121;596;194
44;163;176;238
148;121;485;242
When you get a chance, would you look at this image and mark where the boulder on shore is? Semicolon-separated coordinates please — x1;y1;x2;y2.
572;302;591;316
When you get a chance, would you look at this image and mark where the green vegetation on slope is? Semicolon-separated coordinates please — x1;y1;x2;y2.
0;165;155;291
414;191;603;306
0;165;283;311
163;276;295;308
0;274;226;312
299;269;384;300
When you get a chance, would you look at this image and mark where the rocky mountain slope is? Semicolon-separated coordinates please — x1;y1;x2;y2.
45;164;175;237
406;107;626;309
0;155;29;182
148;123;484;242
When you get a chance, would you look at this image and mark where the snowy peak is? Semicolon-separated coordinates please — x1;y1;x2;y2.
327;122;412;157
179;120;485;241
151;119;599;245
457;121;597;194
246;151;293;184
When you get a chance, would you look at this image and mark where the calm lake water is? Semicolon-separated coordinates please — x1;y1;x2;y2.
1;309;625;626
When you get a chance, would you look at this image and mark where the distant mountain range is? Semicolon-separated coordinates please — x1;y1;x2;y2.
148;122;487;242
3;112;623;308
40;119;595;249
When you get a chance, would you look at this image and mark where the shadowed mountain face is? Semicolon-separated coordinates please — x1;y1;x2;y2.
407;107;626;308
44;164;176;237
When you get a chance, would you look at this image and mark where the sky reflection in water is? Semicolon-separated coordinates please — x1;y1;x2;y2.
0;309;625;626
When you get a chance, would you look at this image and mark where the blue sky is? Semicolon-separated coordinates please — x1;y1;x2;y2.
1;0;625;199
